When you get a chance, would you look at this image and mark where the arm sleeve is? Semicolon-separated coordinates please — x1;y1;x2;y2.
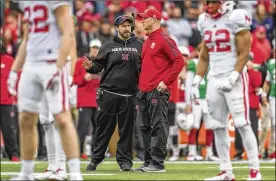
265;70;271;82
162;37;185;86
229;9;252;34
197;13;206;36
49;1;72;11
185;71;195;106
86;43;108;74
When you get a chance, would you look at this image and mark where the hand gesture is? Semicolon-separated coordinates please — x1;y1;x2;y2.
157;81;167;92
82;57;93;70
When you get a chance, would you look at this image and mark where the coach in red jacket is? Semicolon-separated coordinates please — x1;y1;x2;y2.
135;8;185;172
0;49;19;161
74;39;102;159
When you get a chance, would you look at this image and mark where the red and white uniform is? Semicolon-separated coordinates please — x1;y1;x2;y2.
17;1;72;115
197;9;252;128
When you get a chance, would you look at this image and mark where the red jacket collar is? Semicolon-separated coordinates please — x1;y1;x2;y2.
147;28;163;39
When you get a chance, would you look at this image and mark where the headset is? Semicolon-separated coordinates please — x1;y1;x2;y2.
114;13;135;31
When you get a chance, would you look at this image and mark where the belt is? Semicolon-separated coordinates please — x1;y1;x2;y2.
103;89;133;97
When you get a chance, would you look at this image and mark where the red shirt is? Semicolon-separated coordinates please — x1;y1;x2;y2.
248;69;262;109
139;28;185;92
73;57;100;108
251;35;271;64
0;54;15;105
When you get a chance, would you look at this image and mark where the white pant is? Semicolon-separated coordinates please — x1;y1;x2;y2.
192;99;213;129
269;97;275;127
18;61;69;115
206;72;250;129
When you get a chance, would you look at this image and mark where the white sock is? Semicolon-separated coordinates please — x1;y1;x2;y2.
43;123;58;171
206;146;214;156
68;158;81;174
55;125;67;171
238;125;260;170
21;160;34;175
188;144;196;156
214;128;233;173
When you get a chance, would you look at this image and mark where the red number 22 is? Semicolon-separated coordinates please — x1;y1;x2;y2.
204;29;231;52
24;5;49;33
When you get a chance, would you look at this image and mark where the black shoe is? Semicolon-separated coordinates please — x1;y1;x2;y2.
120;164;132;171
133;162;149;172
233;154;242;161
141;164;166;172
86;162;98;171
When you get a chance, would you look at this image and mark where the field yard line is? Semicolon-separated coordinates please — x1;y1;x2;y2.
0;172;115;176
208;166;275;169
1;160;275;165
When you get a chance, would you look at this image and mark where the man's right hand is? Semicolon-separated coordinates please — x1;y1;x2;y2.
7;70;18;96
191;75;202;104
184;104;192;113
84;73;93;81
82;57;93;70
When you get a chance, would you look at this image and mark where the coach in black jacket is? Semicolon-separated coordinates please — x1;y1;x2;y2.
83;15;143;171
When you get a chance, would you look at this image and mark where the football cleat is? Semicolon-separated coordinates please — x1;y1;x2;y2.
187;154;203;161
205;171;235;180
10;173;34;180
34;169;55;180
247;169;262;180
49;168;68;180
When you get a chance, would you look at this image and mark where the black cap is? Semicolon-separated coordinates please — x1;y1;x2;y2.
114;15;133;26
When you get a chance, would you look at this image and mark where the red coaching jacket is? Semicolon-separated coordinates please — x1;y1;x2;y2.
139;28;185;92
0;54;14;105
248;69;262;109
73;57;100;108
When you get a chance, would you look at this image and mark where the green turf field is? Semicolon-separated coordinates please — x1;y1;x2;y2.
1;160;275;180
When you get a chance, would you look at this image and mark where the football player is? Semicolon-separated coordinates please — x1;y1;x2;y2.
194;1;261;180
7;2;82;180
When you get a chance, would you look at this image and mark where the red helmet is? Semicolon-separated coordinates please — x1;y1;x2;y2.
204;0;236;18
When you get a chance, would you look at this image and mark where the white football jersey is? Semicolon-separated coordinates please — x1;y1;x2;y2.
197;9;252;76
19;1;72;62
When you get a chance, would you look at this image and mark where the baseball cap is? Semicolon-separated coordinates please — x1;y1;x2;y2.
89;39;102;48
114;15;133;26
137;8;162;20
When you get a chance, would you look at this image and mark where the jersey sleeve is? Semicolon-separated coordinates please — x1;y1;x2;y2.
197;13;206;36
229;9;252;34
48;1;72;11
187;60;196;73
265;70;271;82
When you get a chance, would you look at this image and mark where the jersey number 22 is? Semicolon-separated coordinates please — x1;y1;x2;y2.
24;5;49;33
204;29;231;52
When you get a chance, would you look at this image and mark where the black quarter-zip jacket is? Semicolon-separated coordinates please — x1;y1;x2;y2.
87;34;143;95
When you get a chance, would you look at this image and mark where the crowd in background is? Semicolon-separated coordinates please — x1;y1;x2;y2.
1;0;275;161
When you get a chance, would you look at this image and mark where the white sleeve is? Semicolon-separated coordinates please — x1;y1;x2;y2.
265;70;271;82
229;9;252;34
185;71;195;106
48;1;71;11
197;13;206;36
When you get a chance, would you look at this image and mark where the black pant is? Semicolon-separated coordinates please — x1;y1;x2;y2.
77;107;97;154
136;89;170;168
91;91;135;167
235;108;259;156
134;107;144;160
37;121;47;158
0;105;19;159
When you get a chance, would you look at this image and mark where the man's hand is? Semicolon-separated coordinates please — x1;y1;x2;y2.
217;71;239;92
84;73;93;81
7;70;18;96
157;81;167;92
261;93;268;106
184;104;192;113
191;75;202;104
82;57;93;70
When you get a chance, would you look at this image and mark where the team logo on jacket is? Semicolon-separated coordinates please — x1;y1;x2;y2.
150;42;155;49
122;54;129;61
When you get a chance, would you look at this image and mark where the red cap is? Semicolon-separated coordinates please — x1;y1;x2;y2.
137;8;162;20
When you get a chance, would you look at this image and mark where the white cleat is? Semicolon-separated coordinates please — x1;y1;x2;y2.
10;173;34;180
34;169;55;180
70;173;83;180
168;155;179;161
247;169;262;180
49;169;68;180
205;171;235;181
187;154;203;161
206;155;220;161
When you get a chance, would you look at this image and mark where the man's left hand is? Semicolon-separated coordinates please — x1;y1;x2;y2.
157;81;167;92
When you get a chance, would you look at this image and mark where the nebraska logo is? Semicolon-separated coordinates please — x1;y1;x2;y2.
245;15;251;24
150;42;155;49
122;54;129;61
